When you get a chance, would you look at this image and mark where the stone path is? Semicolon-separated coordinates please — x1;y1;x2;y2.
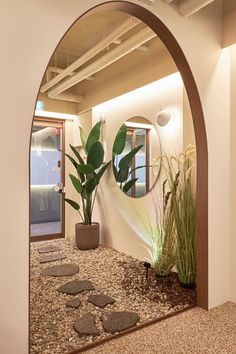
58;280;95;295
88;294;115;308
37;245;61;253
40;254;140;338
42;264;79;277
102;311;140;333
66;298;81;309
39;254;66;264
74;313;99;337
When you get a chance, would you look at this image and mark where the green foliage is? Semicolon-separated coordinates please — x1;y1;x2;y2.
141;146;196;283
112;124;127;156
163;146;197;285
63;121;110;225
142;187;176;277
112;124;145;195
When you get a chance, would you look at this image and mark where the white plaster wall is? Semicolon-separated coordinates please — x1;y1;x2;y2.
92;73;183;260
0;0;233;353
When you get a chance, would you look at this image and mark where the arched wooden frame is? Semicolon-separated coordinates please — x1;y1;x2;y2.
30;4;208;348
88;2;208;310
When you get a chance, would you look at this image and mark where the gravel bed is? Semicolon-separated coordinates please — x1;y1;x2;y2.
30;239;196;354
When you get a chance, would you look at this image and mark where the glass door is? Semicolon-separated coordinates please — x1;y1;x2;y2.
30;118;65;241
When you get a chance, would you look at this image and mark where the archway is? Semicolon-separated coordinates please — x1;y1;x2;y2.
29;1;208;352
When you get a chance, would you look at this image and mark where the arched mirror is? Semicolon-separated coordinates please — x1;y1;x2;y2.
112;117;161;197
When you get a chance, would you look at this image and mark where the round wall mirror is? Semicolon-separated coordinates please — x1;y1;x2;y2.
112;117;161;197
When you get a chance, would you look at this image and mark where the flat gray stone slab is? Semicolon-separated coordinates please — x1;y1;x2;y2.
103;311;140;334
42;264;79;277
74;313;99;337
88;294;115;308
57;280;95;295
66;298;81;309
39;254;66;264
38;245;61;254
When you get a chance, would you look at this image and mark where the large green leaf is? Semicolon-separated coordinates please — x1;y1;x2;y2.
96;161;111;182
117;167;129;183
123;178;138;193
118;144;143;170
85;178;97;194
112;163;118;180
62;151;78;169
69;144;85;165
64;198;80;210
87;141;104;169
69;174;83;193
77;163;94;174
113;124;127;156
86;121;102;153
79;127;88;154
69;145;85;183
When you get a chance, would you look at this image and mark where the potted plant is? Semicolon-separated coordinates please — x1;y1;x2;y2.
63;121;110;250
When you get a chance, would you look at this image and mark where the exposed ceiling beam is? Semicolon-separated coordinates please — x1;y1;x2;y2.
54;92;83;103
40;17;140;94
47;66;94;81
136;44;149;52
138;0;156;5
47;27;156;99
179;0;215;17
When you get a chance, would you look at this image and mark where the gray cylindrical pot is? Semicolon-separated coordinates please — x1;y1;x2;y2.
75;222;99;250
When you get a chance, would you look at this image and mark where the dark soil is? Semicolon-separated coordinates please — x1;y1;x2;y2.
121;259;196;309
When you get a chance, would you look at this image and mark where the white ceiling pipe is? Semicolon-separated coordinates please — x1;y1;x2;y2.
136;44;149;52
179;0;215;17
47;66;74;76
47;66;94;81
138;0;156;5
54;92;83;103
47;27;156;99
40;17;140;93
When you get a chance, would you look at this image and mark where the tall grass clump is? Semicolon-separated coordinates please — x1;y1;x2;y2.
164;145;196;286
142;184;176;277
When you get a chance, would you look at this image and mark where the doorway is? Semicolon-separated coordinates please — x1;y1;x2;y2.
30;117;65;241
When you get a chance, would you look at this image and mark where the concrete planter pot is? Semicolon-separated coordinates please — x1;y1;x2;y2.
75;223;99;250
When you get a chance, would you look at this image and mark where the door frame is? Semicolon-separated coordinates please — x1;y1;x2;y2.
30;116;65;242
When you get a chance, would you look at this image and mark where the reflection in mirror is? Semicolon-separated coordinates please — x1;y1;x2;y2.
112;117;161;197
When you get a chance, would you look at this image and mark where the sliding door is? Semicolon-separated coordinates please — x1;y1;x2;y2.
30;118;65;241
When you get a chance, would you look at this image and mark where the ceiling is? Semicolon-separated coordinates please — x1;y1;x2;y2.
40;10;177;111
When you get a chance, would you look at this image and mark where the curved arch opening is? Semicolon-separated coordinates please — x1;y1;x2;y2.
29;2;208;352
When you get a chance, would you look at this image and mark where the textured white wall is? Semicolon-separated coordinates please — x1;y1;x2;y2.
0;1;233;353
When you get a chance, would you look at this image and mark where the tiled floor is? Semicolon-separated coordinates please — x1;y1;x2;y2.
30;221;61;236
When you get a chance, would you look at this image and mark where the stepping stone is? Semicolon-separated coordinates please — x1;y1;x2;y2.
42;264;79;277
39;254;66;264
57;280;95;295
38;245;61;254
66;298;81;309
74;313;99;337
102;311;140;334
88;294;115;308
